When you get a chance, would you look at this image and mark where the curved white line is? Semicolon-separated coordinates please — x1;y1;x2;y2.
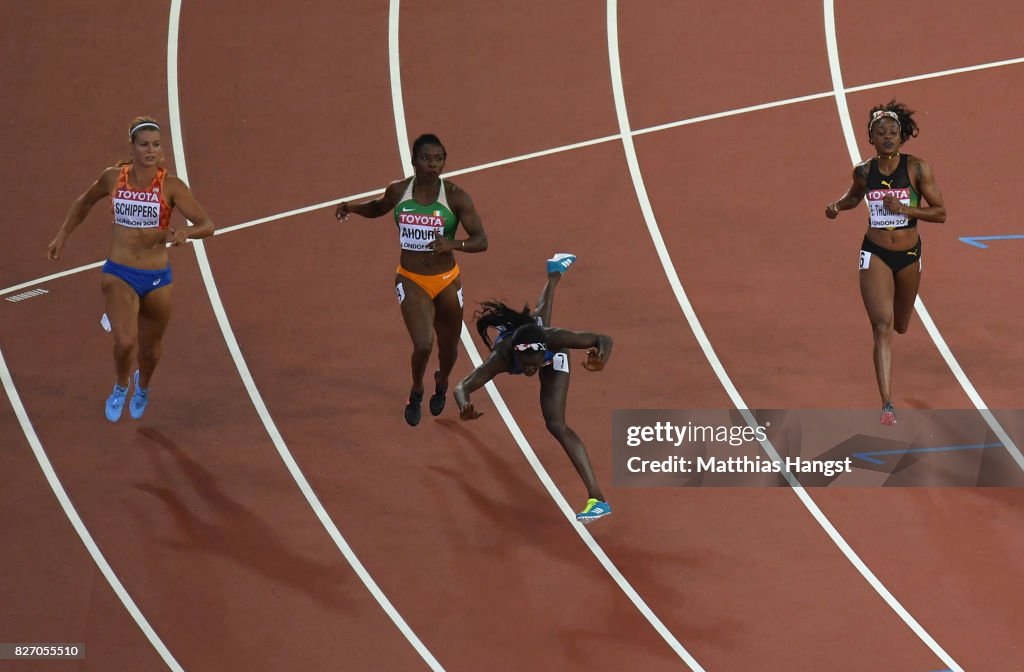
385;3;704;669
610;1;963;670
824;2;1024;473
389;0;410;167
168;3;444;669
0;349;185;671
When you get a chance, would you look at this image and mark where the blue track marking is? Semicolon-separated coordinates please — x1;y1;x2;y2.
852;443;1004;465
959;234;1024;248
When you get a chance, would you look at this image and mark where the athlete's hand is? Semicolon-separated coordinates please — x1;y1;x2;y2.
459;402;483;420
428;236;454;254
882;195;905;215
46;235;65;260
168;227;188;246
334;202;351;221
582;347;606;372
824;202;840;219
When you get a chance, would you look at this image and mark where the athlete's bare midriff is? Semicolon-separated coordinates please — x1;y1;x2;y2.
108;225;170;269
399;248;456;275
865;226;919;251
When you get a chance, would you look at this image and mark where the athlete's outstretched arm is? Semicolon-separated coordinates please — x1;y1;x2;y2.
48;167;118;260
545;328;613;371
454;351;507;420
335;180;405;221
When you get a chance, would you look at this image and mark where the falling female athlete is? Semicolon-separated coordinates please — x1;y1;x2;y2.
454;254;614;523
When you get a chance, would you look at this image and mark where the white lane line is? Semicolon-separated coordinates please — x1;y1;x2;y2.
824;1;1024;474
634;91;835;136
845;55;1024;93
388;0;409;166
820;7;965;669
383;4;704;669
3;262;104;297
611;1;962;670
0;348;186;671
6;54;1021;299
168;3;444;670
635;58;1024;138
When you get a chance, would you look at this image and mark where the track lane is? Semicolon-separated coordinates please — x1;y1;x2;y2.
1;3;181;667
820;15;1024;665
616;0;833;131
175;1;399;227
0;386;170;672
397;0;618;173
612;4;974;669
616;2;1023;668
833;0;1023;88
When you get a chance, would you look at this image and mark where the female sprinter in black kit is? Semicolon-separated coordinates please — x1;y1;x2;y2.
825;101;946;424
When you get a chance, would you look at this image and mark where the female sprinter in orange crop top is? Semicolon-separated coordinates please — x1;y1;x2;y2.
825;101;946;425
48;116;214;422
335;134;488;426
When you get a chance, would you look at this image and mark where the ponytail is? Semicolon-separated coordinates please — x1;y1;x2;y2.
474;301;534;350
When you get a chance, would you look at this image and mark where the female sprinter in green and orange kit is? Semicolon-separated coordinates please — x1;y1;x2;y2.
336;134;488;426
825;101;946;425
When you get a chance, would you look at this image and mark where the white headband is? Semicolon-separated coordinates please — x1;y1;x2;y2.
514;342;547;352
130;121;161;138
869;110;900;131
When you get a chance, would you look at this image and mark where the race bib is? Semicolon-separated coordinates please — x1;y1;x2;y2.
398;211;444;251
866;187;910;229
112;189;162;228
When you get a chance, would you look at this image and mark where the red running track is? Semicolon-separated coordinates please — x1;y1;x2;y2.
2;1;1023;670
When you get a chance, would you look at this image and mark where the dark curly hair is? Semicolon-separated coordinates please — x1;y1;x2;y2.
867;100;919;143
412;133;446;158
474;301;546;352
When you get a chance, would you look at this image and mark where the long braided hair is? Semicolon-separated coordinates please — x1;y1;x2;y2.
474;301;547;353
